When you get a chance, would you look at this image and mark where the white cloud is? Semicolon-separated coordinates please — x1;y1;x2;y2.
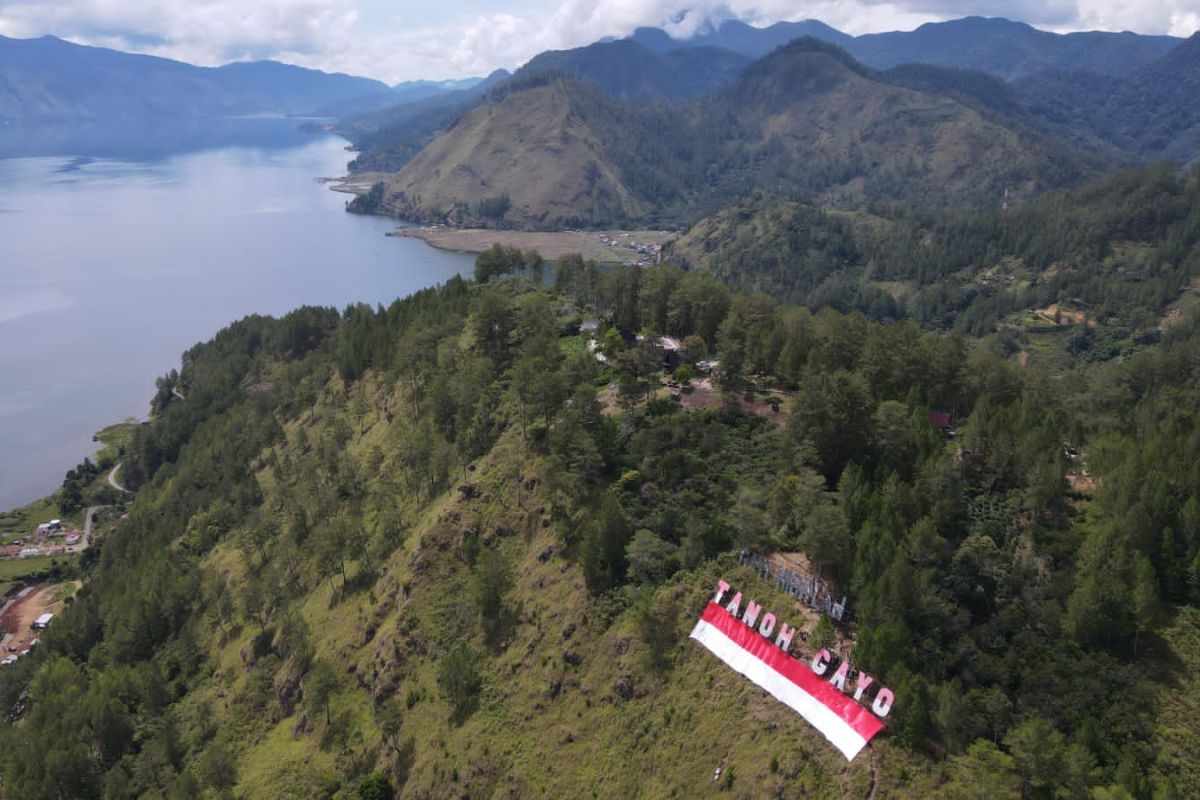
0;0;360;64
1073;0;1200;36
0;0;1196;83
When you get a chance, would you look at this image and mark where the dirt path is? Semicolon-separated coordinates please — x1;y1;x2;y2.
83;505;101;548
107;463;130;493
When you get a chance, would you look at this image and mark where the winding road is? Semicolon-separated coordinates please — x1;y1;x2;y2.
107;462;130;493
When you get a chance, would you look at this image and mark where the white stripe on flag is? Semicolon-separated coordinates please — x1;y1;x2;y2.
691;617;870;761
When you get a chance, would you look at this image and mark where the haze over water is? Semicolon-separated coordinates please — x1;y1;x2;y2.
0;122;473;510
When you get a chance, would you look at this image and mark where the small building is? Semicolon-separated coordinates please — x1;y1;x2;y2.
47;519;61;531
586;339;609;364
930;410;956;438
580;319;600;335
19;547;40;559
32;613;53;630
64;532;81;545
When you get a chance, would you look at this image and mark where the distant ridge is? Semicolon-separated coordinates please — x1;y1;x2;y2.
514;39;750;101
0;34;391;119
632;16;1181;80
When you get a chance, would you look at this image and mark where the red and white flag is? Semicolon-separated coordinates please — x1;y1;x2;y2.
690;602;883;761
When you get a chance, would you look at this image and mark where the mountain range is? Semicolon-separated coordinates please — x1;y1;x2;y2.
0;34;391;120
369;37;1106;227
643;16;1180;80
4;16;1199;226
343;16;1200;228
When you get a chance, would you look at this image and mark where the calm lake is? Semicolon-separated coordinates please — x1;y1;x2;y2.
0;121;473;510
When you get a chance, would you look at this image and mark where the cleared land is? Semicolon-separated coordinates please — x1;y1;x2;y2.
0;580;78;655
678;378;791;423
390;227;675;264
0;497;80;544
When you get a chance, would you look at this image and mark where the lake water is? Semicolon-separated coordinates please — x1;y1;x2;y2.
0;122;473;510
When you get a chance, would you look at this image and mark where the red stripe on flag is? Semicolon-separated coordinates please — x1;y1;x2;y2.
699;602;884;742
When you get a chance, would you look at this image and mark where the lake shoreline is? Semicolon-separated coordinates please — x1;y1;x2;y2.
0;134;473;510
386;226;676;264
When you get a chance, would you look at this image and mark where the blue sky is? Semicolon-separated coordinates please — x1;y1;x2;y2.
0;1;1196;83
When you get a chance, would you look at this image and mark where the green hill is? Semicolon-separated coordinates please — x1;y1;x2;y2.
670;164;1200;341
380;77;669;228
374;39;1103;229
3;262;1200;797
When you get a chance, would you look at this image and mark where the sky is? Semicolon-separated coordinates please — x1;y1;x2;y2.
0;0;1197;83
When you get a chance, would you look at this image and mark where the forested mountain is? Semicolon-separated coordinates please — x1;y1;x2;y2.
1093;33;1200;161
0;34;391;120
371;40;1101;228
3;253;1200;797
339;69;512;174
636;16;1181;80
630;19;853;57
669;164;1200;338
514;40;750;101
997;34;1200;164
850;17;1182;80
345;39;749;177
390;77;485;101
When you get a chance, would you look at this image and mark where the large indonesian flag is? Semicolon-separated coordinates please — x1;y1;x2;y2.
690;602;884;761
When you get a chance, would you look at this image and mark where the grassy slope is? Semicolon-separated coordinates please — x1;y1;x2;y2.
386;82;647;228
165;364;942;799
9;317;1198;797
1148;607;1200;797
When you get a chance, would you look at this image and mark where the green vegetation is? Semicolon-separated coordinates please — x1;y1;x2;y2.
472;243;543;283
0;555;79;582
379;40;1099;229
93;421;138;466
346;181;386;215
671;163;1200;345
1;258;1198;798
0;496;75;539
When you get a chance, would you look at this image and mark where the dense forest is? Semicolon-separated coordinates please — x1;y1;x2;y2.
670;163;1200;340
1;250;1198;798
